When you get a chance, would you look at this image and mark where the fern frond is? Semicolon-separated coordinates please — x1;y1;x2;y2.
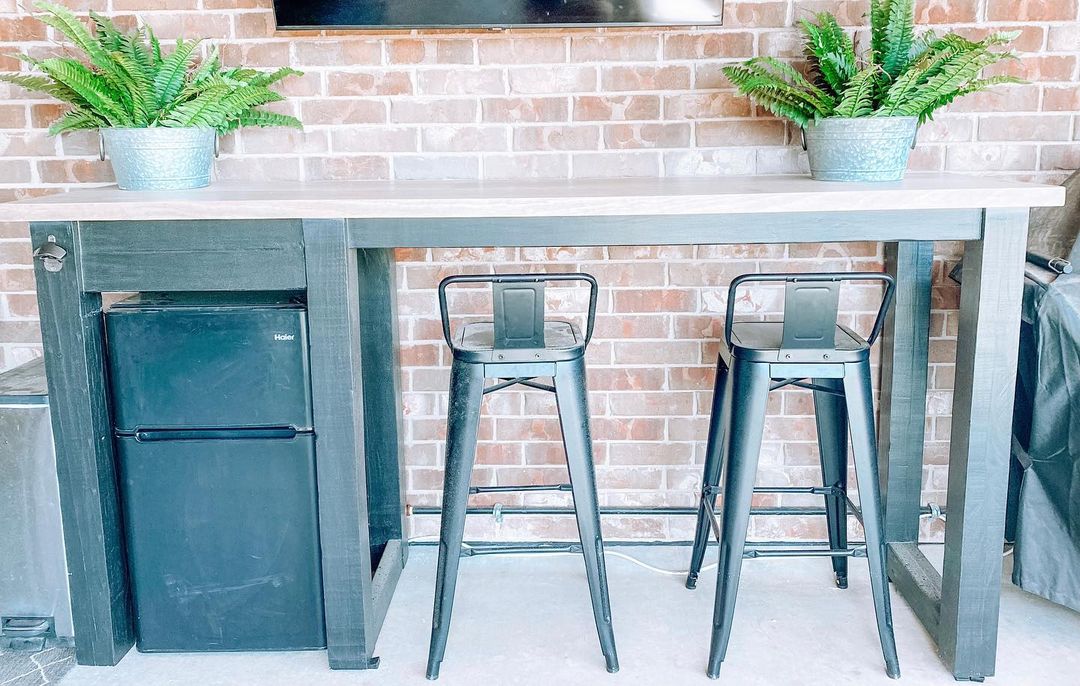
230;108;303;132
801;14;858;95
154;38;201;109
834;66;880;118
36;58;132;126
888;50;1009;122
191;45;219;85
48;108;105;134
723;65;820;127
34;2;113;69
0;72;82;103
870;0;889;66
880;0;916;78
248;67;303;88
164;84;283;131
749;57;837;114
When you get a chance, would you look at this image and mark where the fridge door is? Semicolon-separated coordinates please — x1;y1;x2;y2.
117;433;326;652
106;294;313;432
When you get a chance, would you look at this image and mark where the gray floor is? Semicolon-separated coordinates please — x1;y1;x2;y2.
55;546;1080;686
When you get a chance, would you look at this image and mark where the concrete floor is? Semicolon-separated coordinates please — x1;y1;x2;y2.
57;545;1080;686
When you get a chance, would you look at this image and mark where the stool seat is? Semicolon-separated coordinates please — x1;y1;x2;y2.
730;322;870;363
454;321;585;363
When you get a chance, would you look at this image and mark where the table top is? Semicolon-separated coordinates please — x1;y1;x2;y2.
0;174;1065;223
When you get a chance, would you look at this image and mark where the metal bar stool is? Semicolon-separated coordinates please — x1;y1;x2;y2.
685;272;900;680
426;273;619;680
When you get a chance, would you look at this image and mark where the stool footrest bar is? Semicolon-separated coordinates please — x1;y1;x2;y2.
460;543;582;557
703;485;843;497
469;483;573;495
743;546;868;559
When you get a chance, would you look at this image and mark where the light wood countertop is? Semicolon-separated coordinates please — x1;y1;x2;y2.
0;174;1065;223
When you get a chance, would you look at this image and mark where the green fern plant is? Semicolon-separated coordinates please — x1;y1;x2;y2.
723;0;1022;127
0;1;302;135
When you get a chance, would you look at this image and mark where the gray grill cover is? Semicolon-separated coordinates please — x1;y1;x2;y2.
1011;172;1080;609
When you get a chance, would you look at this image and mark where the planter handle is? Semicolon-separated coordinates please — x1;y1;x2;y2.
911;126;919;150
214;135;220;159
800;126;808;151
98;130;106;161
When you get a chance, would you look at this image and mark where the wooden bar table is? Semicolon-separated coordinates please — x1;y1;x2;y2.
0;174;1064;680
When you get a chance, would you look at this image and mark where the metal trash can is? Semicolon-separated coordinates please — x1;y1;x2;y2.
0;358;74;646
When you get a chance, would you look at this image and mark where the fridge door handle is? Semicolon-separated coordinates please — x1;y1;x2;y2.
132;428;301;442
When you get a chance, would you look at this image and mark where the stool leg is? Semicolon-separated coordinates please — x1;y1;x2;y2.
554;356;619;674
426;360;485;680
688;357;731;589
813;377;849;589
843;361;901;680
707;358;771;679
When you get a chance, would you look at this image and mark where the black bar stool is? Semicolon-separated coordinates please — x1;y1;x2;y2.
686;272;900;680
426;273;619;680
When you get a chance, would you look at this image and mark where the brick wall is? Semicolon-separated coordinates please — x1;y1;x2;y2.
1;0;1077;542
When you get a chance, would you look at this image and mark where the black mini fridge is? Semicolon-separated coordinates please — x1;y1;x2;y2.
105;293;326;653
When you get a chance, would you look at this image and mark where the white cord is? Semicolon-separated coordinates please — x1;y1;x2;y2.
408;536;717;577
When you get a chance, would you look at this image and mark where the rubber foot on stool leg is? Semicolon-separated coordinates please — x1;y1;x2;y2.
686;573;699;590
835;574;848;589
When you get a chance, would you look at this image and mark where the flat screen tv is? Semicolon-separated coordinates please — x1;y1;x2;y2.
272;1;725;30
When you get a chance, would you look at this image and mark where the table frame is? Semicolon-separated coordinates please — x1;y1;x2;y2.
29;206;1027;680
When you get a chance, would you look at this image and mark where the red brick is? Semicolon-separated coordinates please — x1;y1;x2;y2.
987;0;1077;21
301;99;387;124
479;37;566;64
509;66;597;94
916;0;979;23
573;95;661;121
418;68;506;96
327;71;413;97
601;65;691;91
722;1;789;27
421;126;508;152
513;125;600;151
571;35;660;61
978;115;1073;142
604;123;691;149
0;17;47;41
482;97;569;123
698;120;787;147
233;11;276;38
1044;87;1080;112
664;93;752;119
293;39;382;66
663;32;754;59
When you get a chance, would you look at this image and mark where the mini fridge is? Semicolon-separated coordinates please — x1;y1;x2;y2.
105;293;326;653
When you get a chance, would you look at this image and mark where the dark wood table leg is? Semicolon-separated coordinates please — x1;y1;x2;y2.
879;240;935;545
939;208;1029;681
303;219;379;669
355;245;408;637
30;221;134;665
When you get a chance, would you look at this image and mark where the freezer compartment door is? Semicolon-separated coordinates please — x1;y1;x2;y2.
106;302;312;432
117;433;326;652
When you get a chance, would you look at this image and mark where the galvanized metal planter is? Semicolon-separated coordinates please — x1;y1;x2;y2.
802;117;919;182
100;127;216;191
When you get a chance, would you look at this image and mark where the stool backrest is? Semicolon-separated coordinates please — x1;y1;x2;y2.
725;272;896;352
439;273;599;352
